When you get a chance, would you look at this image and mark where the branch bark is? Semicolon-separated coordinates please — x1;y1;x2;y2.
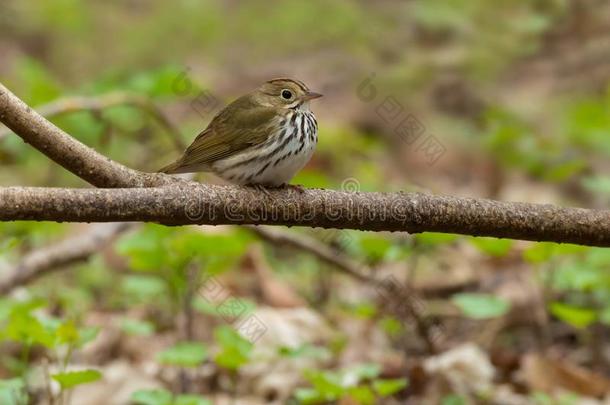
1;185;609;246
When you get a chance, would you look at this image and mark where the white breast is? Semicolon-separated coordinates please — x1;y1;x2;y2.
212;110;318;187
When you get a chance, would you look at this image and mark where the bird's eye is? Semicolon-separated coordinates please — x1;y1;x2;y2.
281;89;293;100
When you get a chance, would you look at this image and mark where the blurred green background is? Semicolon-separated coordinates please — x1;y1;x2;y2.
2;1;610;404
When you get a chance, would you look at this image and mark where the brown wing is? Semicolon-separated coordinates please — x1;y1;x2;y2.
160;95;277;173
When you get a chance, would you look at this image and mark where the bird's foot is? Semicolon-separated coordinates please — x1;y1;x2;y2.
282;183;305;194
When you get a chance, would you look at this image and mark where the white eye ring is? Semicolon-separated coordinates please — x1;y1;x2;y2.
281;89;293;100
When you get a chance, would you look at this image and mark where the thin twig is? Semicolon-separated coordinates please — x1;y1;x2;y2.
250;226;440;352
0;223;132;294
0;92;185;151
0;83;170;188
249;226;373;282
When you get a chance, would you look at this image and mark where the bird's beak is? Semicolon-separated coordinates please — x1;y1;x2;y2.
303;91;323;101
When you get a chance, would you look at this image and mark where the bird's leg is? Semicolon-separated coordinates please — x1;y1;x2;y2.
246;183;272;197
282;183;305;194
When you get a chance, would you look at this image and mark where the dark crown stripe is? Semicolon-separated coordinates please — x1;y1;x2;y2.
267;78;308;92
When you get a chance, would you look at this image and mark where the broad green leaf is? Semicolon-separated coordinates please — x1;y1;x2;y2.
549;302;596;329
553;263;608;292
131;389;173;405
452;293;511;319
15;57;62;105
192;297;220;316
214;326;253;370
156;342;207;368
77;326;100;347
294;388;324;404
120;318;155;336
582;176;610;196
174;394;212;405
442;394;467;405
415;233;458;246
125;66;187;98
51;369;102;389
121;275;167;302
0;378;27;405
523;242;556;264
373;378;408;397
344;363;381;382
469;237;513;257
302;370;344;400
356;235;393;262
347;385;375;405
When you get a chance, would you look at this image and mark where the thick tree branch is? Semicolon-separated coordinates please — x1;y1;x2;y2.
1;185;609;247
1;81;609;247
0;83;169;188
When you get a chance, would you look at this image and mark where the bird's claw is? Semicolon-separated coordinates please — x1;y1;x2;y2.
283;183;305;194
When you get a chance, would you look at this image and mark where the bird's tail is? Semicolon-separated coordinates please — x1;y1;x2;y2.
158;160;185;174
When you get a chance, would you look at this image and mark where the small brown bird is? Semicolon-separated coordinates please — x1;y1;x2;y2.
160;78;322;188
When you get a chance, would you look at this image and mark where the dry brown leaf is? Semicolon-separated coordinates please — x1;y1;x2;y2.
522;353;610;397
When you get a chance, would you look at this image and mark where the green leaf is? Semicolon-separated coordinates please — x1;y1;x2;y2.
278;344;331;361
174;394;212;405
15;57;62;105
125;66;187;98
347;385;375;405
582;176;610;196
469;237;513;257
121;275;167;302
379;316;403;337
344;363;381;382
356;235;393;262
553;262;608;292
302;370;344;401
131;389;173;405
214;325;253;370
0;378;27;405
452;293;511;319
549;302;596;329
351;302;378;319
156;342;208;368
57;320;79;345
294;388;324;404
120;318;155;336
51;369;102;389
373;378;408;397
600;305;610;326
76;326;100;347
192;297;221;316
442;394;467;405
415;233;458;246
523;242;556;264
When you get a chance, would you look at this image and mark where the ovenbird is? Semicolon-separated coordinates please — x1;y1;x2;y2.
160;78;322;188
